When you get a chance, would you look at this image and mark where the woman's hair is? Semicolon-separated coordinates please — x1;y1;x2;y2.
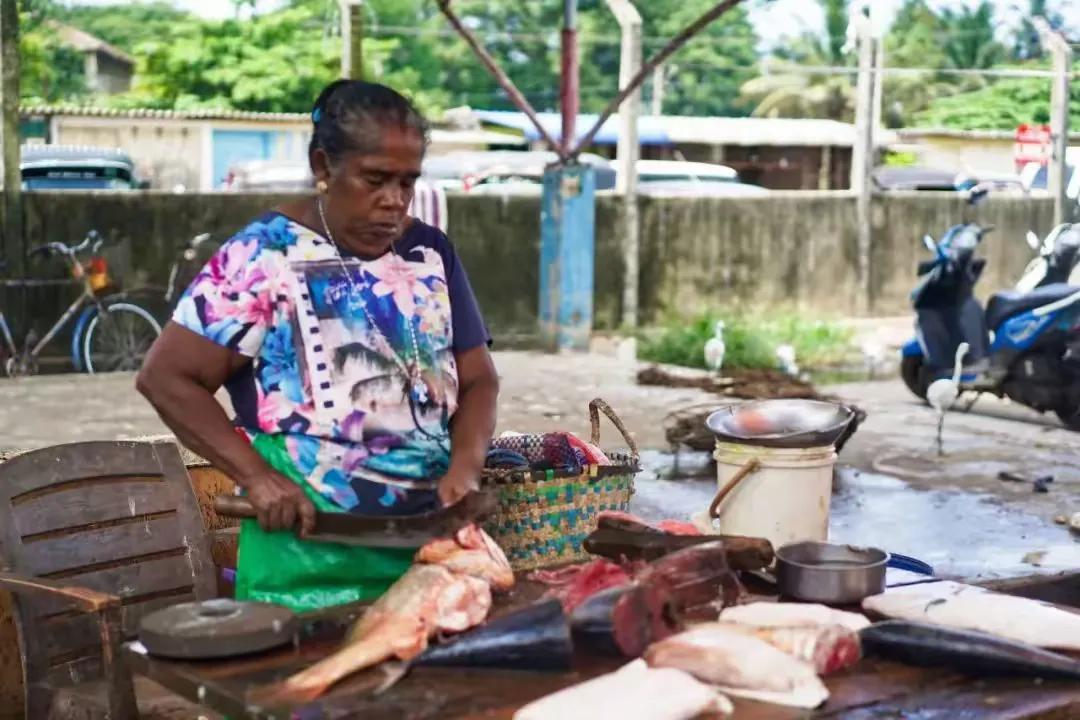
308;80;430;162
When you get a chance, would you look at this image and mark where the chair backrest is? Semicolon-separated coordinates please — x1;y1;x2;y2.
0;440;215;696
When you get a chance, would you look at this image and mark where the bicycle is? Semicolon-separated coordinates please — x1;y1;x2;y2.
0;231;162;377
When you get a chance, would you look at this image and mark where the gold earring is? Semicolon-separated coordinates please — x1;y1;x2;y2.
316;180;328;194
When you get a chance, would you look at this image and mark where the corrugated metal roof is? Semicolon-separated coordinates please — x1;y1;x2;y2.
897;127;1080;141
21;104;311;122
474;110;882;147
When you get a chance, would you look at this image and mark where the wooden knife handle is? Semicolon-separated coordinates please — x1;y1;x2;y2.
213;495;258;518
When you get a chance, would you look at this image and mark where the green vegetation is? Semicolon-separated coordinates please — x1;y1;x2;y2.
638;312;855;371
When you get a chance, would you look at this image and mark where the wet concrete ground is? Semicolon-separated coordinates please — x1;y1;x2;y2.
0;351;1076;581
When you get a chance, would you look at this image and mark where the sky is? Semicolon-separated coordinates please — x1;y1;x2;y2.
64;0;1080;47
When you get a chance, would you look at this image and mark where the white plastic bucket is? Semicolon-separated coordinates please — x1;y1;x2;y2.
694;441;837;550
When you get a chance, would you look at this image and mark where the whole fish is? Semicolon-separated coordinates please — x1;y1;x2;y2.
862;581;1080;651
644;623;829;709
514;659;733;720
860;621;1080;680
254;525;513;704
704;621;862;675
719;601;870;632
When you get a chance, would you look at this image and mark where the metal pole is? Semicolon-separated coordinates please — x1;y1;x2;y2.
570;0;745;159
851;13;876;315
436;0;564;158
607;0;642;330
1035;18;1072;225
560;0;579;157
1;0;22;276
340;0;363;80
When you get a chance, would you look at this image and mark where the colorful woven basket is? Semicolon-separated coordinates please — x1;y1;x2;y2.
481;399;640;571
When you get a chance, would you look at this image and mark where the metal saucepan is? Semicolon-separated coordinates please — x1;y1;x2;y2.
774;541;889;604
706;399;856;449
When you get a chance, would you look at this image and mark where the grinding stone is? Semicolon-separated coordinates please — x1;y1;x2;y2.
139;599;297;659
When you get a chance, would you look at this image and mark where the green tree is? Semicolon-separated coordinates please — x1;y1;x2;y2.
937;1;1004;70
20;7;88;104
738;0;854;120
914;75;1080;130
880;0;962;128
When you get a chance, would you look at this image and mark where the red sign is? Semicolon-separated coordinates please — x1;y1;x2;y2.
1014;123;1051;168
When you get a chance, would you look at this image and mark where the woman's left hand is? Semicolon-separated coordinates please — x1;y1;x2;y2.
438;467;479;507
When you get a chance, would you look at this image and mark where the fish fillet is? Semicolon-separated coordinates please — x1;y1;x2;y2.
645;624;829;709
256;525;511;704
514;660;733;720
704;621;862;675
720;601;870;632
862;581;1080;651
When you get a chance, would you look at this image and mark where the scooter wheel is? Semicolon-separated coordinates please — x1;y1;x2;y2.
901;354;929;401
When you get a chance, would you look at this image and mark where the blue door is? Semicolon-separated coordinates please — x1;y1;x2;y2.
212;130;272;189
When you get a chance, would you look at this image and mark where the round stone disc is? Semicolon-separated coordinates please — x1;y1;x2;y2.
139;599;297;659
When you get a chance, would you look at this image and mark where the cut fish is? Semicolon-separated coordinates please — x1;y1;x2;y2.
719;601;870;632
514;660;733;720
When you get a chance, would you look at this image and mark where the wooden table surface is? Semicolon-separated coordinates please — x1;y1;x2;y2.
124;582;1080;720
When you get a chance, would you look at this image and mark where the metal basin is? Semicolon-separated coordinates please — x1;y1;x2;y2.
706;399;855;449
775;541;889;605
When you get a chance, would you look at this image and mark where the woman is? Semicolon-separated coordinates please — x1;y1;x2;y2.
137;80;498;610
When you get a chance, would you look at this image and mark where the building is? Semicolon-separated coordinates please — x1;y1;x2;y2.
51;22;135;95
21;105;522;192
470;110;896;190
892;128;1080;177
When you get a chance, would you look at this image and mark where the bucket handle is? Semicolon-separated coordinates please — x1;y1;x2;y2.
708;457;761;519
589;398;639;463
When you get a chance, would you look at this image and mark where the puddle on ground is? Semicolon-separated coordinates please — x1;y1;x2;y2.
630;454;1079;581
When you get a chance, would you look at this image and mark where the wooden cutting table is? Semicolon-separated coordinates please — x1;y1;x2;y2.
124;577;1080;720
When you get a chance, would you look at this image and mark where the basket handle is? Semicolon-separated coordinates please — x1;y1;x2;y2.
589;398;639;462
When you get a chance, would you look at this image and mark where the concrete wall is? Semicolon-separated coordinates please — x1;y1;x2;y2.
8;190;1057;346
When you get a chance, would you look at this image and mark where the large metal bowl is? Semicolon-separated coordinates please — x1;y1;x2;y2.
706;399;856;449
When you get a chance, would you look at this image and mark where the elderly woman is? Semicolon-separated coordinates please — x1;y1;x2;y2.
137;80;498;610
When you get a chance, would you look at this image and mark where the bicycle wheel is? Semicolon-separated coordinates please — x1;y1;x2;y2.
82;301;162;374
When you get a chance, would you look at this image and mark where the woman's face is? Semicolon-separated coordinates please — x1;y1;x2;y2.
316;124;424;258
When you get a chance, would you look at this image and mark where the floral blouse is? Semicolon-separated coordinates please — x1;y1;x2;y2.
173;212;489;514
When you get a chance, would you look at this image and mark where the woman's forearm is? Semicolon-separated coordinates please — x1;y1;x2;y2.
137;374;270;488
448;373;498;477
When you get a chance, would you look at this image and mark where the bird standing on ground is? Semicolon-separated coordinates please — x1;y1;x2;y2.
704;321;726;374
776;344;799;377
927;342;969;456
860;340;886;379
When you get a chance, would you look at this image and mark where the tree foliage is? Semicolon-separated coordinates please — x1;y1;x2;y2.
913;75;1080;130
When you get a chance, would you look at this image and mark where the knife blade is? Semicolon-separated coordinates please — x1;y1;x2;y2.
212;491;497;548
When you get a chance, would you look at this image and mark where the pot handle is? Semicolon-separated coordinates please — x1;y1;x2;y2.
708;457;761;519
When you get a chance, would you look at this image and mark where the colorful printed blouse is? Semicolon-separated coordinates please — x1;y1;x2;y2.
173;212;489;514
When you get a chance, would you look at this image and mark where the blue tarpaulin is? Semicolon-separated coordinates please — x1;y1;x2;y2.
473;110;671;145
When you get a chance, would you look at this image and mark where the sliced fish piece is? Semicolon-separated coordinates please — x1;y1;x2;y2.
719;601;870;632
514;659;733;720
645;624;829;709
706;621;862;675
860;620;1080;680
862;581;1080;651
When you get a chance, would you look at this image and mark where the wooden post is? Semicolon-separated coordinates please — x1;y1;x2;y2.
607;0;642;330
340;0;363;80
0;0;21;274
651;64;666;116
850;13;876;315
1034;18;1072;225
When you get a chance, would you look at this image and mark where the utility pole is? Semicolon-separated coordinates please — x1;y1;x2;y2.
560;0;580;155
0;0;21;276
651;65;666;116
1034;17;1072;225
340;0;364;80
607;0;642;331
850;10;877;315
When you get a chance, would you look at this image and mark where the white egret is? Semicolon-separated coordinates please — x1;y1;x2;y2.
704;321;726;374
927;342;969;455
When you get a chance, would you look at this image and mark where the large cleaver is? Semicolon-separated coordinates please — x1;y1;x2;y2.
212;490;497;548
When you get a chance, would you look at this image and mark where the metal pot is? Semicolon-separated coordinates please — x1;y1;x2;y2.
774;541;889;605
706;399;856;449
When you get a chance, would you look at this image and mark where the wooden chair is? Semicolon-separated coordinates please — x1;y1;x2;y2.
0;440;219;720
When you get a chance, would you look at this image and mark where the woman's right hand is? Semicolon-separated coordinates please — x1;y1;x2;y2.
244;471;317;536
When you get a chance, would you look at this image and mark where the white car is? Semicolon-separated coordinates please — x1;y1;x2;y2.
633;159;768;196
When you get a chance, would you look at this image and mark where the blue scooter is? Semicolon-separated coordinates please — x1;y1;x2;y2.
899;189;1080;430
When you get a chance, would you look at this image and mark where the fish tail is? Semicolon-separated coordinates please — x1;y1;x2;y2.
252;639;395;705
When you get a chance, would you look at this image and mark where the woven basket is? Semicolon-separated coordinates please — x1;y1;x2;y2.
481;399;640;571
